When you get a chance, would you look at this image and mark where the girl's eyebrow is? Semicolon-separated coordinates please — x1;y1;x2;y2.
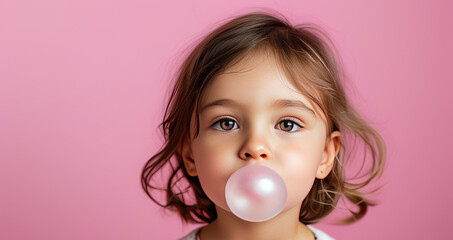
200;99;238;113
273;99;316;117
200;98;316;117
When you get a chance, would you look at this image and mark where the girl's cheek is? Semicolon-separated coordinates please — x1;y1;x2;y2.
191;136;238;210
278;144;323;208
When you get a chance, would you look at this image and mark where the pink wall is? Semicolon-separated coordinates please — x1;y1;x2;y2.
1;0;452;239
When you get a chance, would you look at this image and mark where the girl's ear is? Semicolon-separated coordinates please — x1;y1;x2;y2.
316;131;342;179
182;144;198;177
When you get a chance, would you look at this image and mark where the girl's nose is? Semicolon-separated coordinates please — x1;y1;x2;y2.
239;135;272;160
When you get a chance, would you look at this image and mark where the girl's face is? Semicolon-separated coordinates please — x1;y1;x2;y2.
184;50;339;218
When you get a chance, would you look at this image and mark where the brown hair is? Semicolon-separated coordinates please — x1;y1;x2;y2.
141;12;386;225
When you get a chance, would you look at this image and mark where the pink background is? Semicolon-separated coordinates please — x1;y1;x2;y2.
1;0;452;239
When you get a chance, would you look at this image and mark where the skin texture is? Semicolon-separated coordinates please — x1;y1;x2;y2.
183;49;341;240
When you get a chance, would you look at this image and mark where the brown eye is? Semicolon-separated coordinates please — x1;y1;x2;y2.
277;120;302;132
220;119;235;130
212;118;238;131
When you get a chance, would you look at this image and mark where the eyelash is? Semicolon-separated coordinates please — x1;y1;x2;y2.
210;117;303;132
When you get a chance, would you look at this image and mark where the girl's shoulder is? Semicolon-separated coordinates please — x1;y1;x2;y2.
178;225;334;240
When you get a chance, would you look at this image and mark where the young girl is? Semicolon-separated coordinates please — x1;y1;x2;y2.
142;12;385;240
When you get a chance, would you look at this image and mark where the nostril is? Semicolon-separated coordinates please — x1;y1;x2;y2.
243;152;268;159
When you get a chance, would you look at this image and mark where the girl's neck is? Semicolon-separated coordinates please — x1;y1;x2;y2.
199;206;315;240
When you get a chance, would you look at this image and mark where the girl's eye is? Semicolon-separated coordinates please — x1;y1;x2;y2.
211;118;238;131
277;119;302;132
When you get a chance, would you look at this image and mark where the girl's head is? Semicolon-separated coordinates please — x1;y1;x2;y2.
142;12;385;224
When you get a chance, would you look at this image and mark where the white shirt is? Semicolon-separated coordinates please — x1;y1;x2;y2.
179;225;334;240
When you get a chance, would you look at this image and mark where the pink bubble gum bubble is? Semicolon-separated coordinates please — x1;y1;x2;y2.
225;165;287;222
